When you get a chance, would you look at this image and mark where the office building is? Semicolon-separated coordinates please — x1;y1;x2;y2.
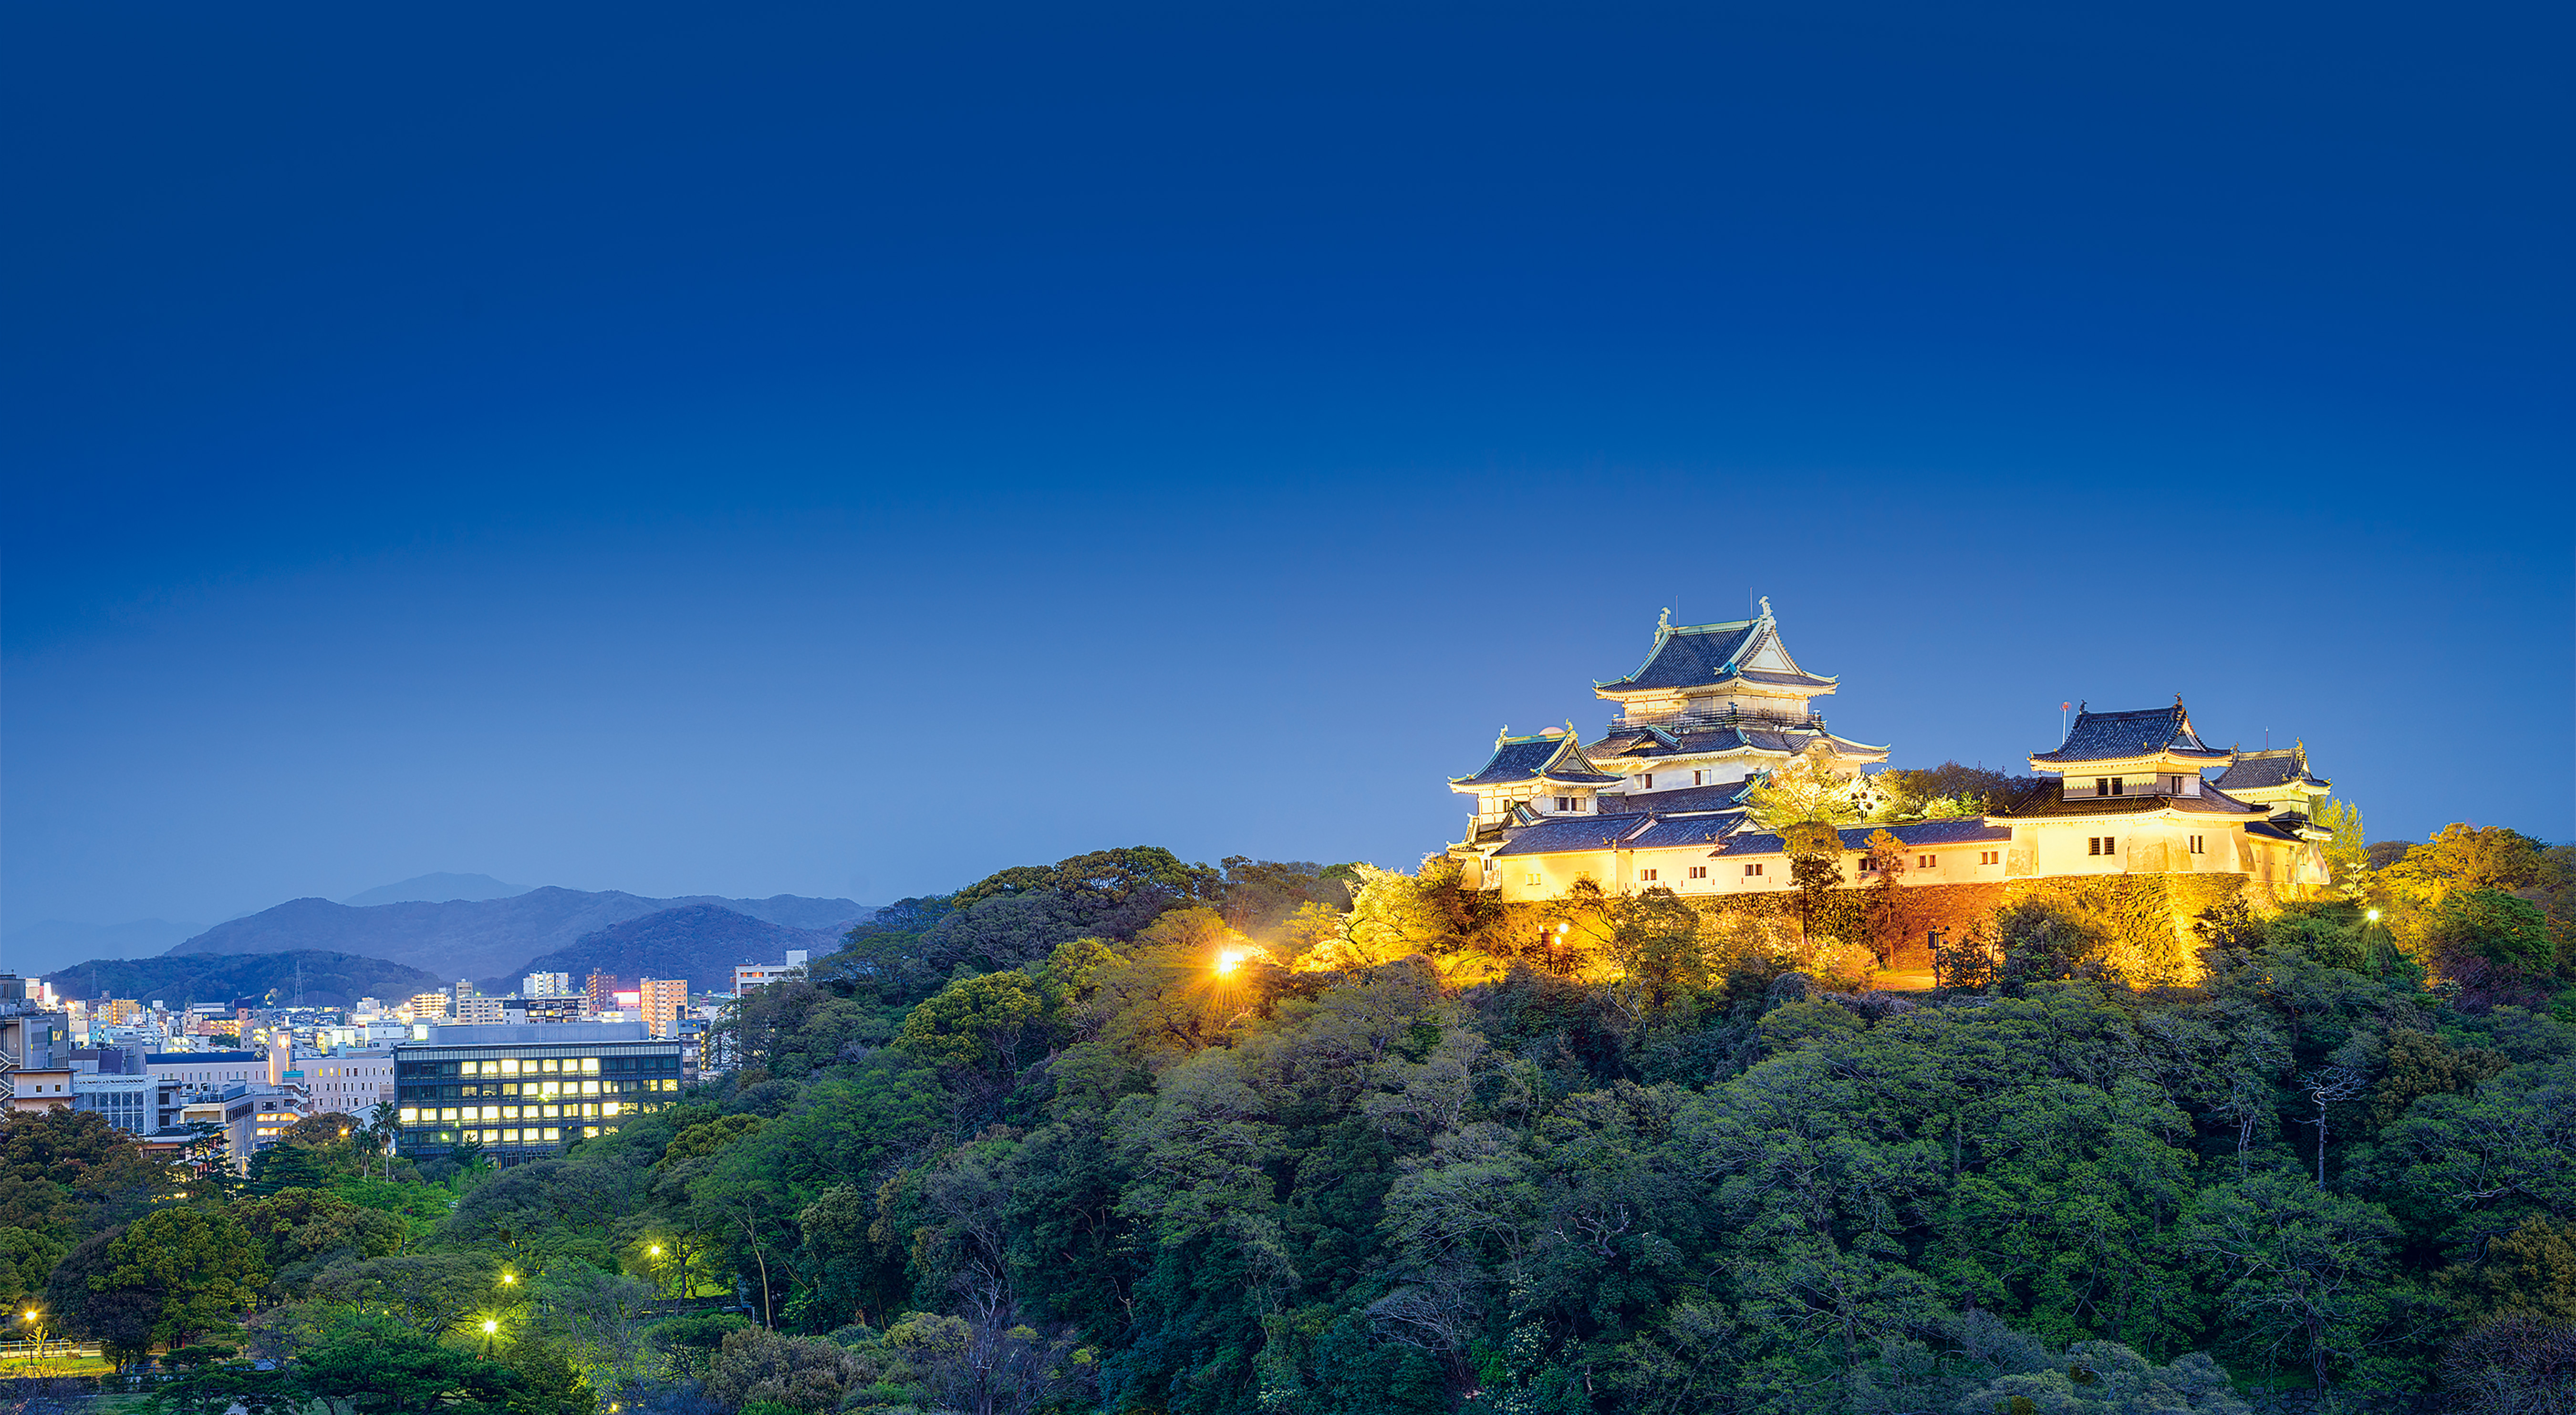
394;1022;683;1161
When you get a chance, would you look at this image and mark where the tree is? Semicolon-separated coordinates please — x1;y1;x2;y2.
2425;889;2555;973
303;1251;495;1337
1994;899;2109;987
898;970;1048;1074
1859;828;1911;968
287;1310;538;1415
1338;866;1458;967
367;1099;402;1180
2383;824;2547;907
703;1327;863;1415
2315;798;2371;901
0;1226;66;1308
2444;1217;2576;1324
2175;1172;2417;1390
95;1207;269;1348
1744;742;1864;832
1605;886;1710;1021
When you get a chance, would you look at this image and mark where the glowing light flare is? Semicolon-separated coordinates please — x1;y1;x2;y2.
482;1319;499;1334
2365;909;2382;922
1215;949;1248;976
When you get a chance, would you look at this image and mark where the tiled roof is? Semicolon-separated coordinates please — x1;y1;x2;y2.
2214;748;2331;793
2031;702;2232;764
2005;786;2264;819
2243;819;2312;843
1718;819;2012;857
1491;813;1656;857
1452;733;1624;788
1595;615;1839;694
1613;781;1757;813
1620;812;1750;849
1588;726;1888;761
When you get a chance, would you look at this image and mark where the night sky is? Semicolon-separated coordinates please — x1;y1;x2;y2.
5;2;2569;970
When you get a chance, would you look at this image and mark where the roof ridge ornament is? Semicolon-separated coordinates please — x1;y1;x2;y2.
1758;596;1772;619
1657;606;1671;630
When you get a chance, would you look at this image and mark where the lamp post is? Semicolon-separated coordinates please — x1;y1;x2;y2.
647;1243;665;1297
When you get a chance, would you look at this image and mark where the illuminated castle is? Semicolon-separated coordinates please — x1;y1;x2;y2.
1446;606;2330;903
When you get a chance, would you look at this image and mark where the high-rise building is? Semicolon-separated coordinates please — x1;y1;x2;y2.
398;991;452;1023
454;996;506;1026
636;979;688;1039
584;971;619;1015
523;972;573;999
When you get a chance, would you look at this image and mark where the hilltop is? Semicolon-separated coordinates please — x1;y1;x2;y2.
43;949;446;1010
338;873;525;908
484;903;839;994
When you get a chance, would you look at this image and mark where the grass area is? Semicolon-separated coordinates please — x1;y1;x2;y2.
0;1353;119;1378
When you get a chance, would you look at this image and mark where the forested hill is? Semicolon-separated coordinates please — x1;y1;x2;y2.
24;834;2576;1414
486;904;839;994
44;949;445;1010
166;887;871;982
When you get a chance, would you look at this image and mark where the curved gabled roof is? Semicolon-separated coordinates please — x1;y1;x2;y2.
2002;783;2266;819
1490;812;1657;857
1593;608;1837;695
1451;729;1624;790
2214;745;2331;794
1587;725;1889;761
2030;700;2232;764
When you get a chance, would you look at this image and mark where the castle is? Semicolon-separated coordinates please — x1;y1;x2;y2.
1445;604;2333;908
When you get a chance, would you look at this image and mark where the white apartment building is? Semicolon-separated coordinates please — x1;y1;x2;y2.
733;951;810;992
304;1048;395;1116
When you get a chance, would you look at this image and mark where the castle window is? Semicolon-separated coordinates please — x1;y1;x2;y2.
2088;837;2102;855
1859;856;1876;872
2170;776;2186;794
2189;835;2204;854
1554;796;1577;811
1525;874;1542;887
2087;835;2119;856
1687;866;1708;879
1640;773;1654;789
1979;850;2000;865
1693;770;1706;785
1639;868;1658;882
1743;862;1765;877
1917;855;1936;869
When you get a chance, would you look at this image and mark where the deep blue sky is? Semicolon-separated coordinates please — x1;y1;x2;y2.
5;1;2569;967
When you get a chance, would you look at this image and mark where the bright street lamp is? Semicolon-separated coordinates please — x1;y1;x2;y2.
2365;909;2381;922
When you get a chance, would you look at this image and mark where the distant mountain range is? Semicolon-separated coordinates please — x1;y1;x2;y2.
484;904;838;994
340;873;526;908
166;888;871;984
45;949;447;1011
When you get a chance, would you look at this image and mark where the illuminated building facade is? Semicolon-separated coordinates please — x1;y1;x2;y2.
394;1022;682;1160
1449;610;2330;903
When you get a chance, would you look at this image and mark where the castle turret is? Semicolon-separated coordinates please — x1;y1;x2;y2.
1584;601;1887;807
